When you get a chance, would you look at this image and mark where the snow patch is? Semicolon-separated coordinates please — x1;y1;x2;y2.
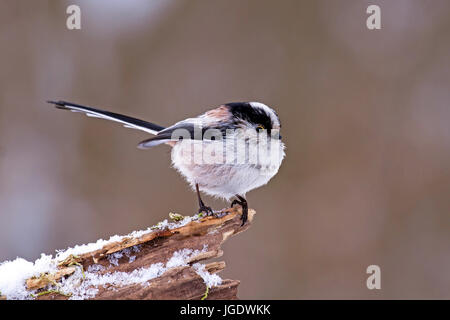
0;254;57;300
193;263;223;288
0;214;200;300
61;245;209;300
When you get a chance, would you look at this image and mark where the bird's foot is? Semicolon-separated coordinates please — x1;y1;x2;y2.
240;206;248;226
198;205;214;217
230;197;248;226
230;199;240;208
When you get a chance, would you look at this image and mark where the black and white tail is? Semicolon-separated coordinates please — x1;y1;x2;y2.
48;100;166;143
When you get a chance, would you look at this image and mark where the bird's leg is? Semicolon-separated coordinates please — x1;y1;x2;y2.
230;199;241;207
196;183;213;216
237;195;248;226
230;195;248;226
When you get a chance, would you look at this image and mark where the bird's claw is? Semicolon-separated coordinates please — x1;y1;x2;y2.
198;205;214;216
230;199;240;208
230;197;248;226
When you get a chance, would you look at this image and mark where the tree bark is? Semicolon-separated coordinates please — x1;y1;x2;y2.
18;207;255;300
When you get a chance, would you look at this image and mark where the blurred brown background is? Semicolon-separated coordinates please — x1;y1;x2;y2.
0;0;449;299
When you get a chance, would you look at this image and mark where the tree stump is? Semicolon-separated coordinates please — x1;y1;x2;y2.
0;207;255;300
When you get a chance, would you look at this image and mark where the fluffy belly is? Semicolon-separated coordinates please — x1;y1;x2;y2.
171;141;282;200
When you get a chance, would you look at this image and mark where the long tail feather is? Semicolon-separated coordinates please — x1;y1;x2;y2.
47;100;165;135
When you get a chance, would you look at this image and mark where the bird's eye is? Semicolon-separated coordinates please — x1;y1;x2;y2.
256;124;265;131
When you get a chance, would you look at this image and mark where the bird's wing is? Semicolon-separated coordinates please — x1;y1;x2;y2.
48;100;165;135
137;118;204;148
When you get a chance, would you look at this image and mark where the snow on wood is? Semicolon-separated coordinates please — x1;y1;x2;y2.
0;207;254;300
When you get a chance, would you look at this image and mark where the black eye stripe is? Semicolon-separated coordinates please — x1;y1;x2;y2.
226;102;273;130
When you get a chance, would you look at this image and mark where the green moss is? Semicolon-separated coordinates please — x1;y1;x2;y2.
31;289;72;298
59;254;85;278
169;212;185;222
201;286;210;300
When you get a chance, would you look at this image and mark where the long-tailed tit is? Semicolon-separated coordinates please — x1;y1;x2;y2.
47;100;285;225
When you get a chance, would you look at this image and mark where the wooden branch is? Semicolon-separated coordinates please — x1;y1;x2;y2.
3;207;255;300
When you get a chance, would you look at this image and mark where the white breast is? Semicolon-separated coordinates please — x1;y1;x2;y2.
170;138;285;200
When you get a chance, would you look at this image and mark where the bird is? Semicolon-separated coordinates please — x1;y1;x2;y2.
47;100;285;225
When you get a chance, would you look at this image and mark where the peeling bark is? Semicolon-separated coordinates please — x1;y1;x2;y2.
23;207;255;300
